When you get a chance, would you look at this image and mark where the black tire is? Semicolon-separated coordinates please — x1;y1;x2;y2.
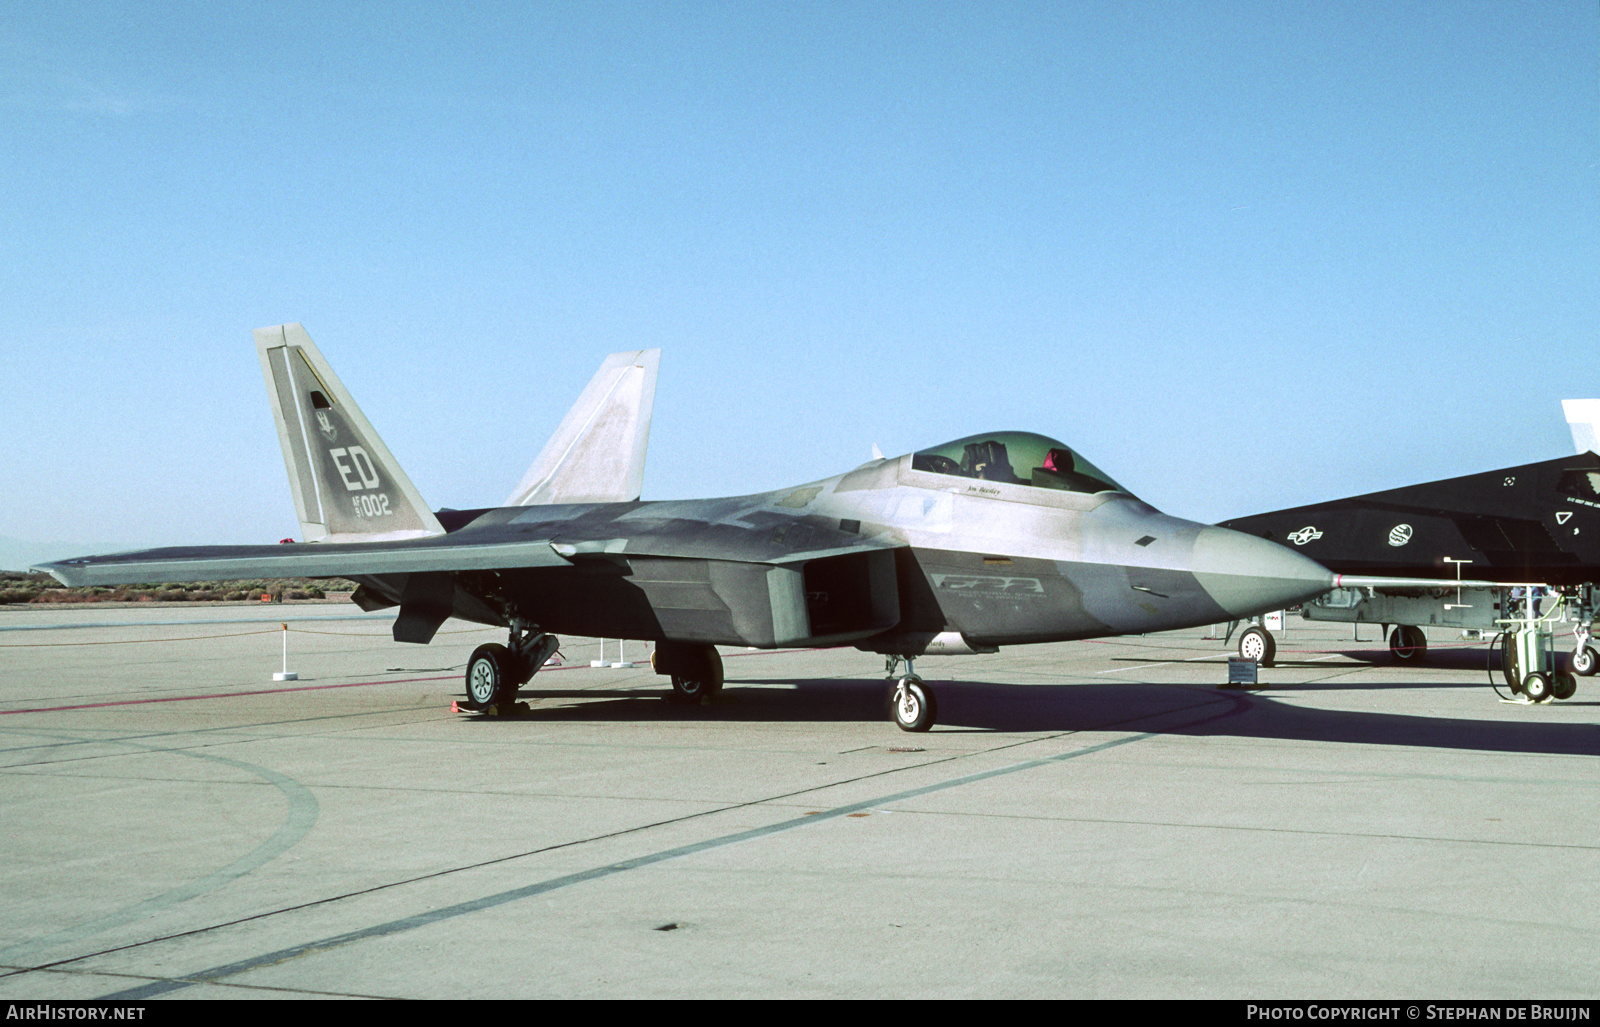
671;673;709;701
1237;626;1275;667
892;678;937;732
1551;672;1578;701
1390;625;1427;663
1572;646;1598;677
1523;672;1553;703
465;643;518;710
669;645;724;702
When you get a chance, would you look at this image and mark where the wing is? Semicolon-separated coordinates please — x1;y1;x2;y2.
35;535;571;586
36;495;906;649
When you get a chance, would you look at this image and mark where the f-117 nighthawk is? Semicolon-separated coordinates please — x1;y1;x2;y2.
40;324;1336;730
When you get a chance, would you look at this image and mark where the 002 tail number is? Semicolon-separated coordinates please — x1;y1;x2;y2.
352;493;392;518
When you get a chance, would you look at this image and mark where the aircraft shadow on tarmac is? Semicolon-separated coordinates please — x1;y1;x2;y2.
491;676;1600;758
1119;645;1509;673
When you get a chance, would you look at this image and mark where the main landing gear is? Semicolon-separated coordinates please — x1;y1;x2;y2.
652;641;724;702
463;619;560;714
885;655;936;732
1388;624;1428;663
1229;619;1430;667
1570;623;1597;678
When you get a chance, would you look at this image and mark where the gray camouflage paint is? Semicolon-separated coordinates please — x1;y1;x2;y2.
40;323;1332;654
46;451;1332;654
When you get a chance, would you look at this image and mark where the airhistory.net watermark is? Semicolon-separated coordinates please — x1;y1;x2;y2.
5;1007;145;1021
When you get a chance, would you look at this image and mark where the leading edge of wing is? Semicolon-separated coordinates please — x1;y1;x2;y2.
34;537;571;587
34;529;901;588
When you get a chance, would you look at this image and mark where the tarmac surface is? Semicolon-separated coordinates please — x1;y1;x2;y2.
0;603;1596;999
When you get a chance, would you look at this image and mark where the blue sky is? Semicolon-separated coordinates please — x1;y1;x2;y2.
2;1;1595;553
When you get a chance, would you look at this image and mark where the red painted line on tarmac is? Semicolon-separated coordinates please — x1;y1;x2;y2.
0;646;820;716
0;674;462;716
0;659;620;716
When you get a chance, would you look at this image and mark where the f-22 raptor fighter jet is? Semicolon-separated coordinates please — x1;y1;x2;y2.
40;324;1337;731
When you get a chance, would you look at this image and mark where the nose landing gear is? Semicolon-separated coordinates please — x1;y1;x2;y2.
886;655;937;732
1236;626;1276;666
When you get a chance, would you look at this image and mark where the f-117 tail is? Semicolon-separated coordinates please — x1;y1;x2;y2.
505;349;660;505
1563;399;1600;456
256;324;445;543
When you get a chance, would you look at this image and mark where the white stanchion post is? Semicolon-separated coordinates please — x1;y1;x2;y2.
591;638;609;668
273;623;298;681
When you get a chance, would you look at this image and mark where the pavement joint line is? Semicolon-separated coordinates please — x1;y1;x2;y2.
0;739;320;964
0;962;391;1000
0;704;461;763
25;692;1240;999
866;807;1600;851
96;730;1171;1000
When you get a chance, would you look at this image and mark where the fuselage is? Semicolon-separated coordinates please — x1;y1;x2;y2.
1221;451;1600;588
354;440;1334;653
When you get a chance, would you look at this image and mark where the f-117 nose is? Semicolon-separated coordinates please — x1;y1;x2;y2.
1190;526;1335;618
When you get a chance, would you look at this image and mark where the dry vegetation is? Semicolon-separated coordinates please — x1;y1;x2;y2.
0;572;359;605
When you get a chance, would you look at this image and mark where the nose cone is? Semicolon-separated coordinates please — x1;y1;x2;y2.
1191;526;1335;618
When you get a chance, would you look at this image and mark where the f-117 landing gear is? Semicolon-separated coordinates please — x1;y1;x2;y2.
1237;626;1275;666
1570;622;1598;677
463;619;559;714
1388;625;1428;662
886;655;937;732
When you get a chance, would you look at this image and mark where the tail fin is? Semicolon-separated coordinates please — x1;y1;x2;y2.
1563;399;1600;455
255;324;445;542
505;349;660;505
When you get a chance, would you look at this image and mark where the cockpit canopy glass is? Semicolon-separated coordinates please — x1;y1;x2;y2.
910;432;1130;496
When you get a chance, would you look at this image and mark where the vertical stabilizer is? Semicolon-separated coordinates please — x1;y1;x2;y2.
255;324;445;542
506;349;660;505
1563;399;1600;455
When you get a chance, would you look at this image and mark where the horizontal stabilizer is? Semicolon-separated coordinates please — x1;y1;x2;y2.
256;324;445;543
1562;399;1600;455
506;350;660;506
